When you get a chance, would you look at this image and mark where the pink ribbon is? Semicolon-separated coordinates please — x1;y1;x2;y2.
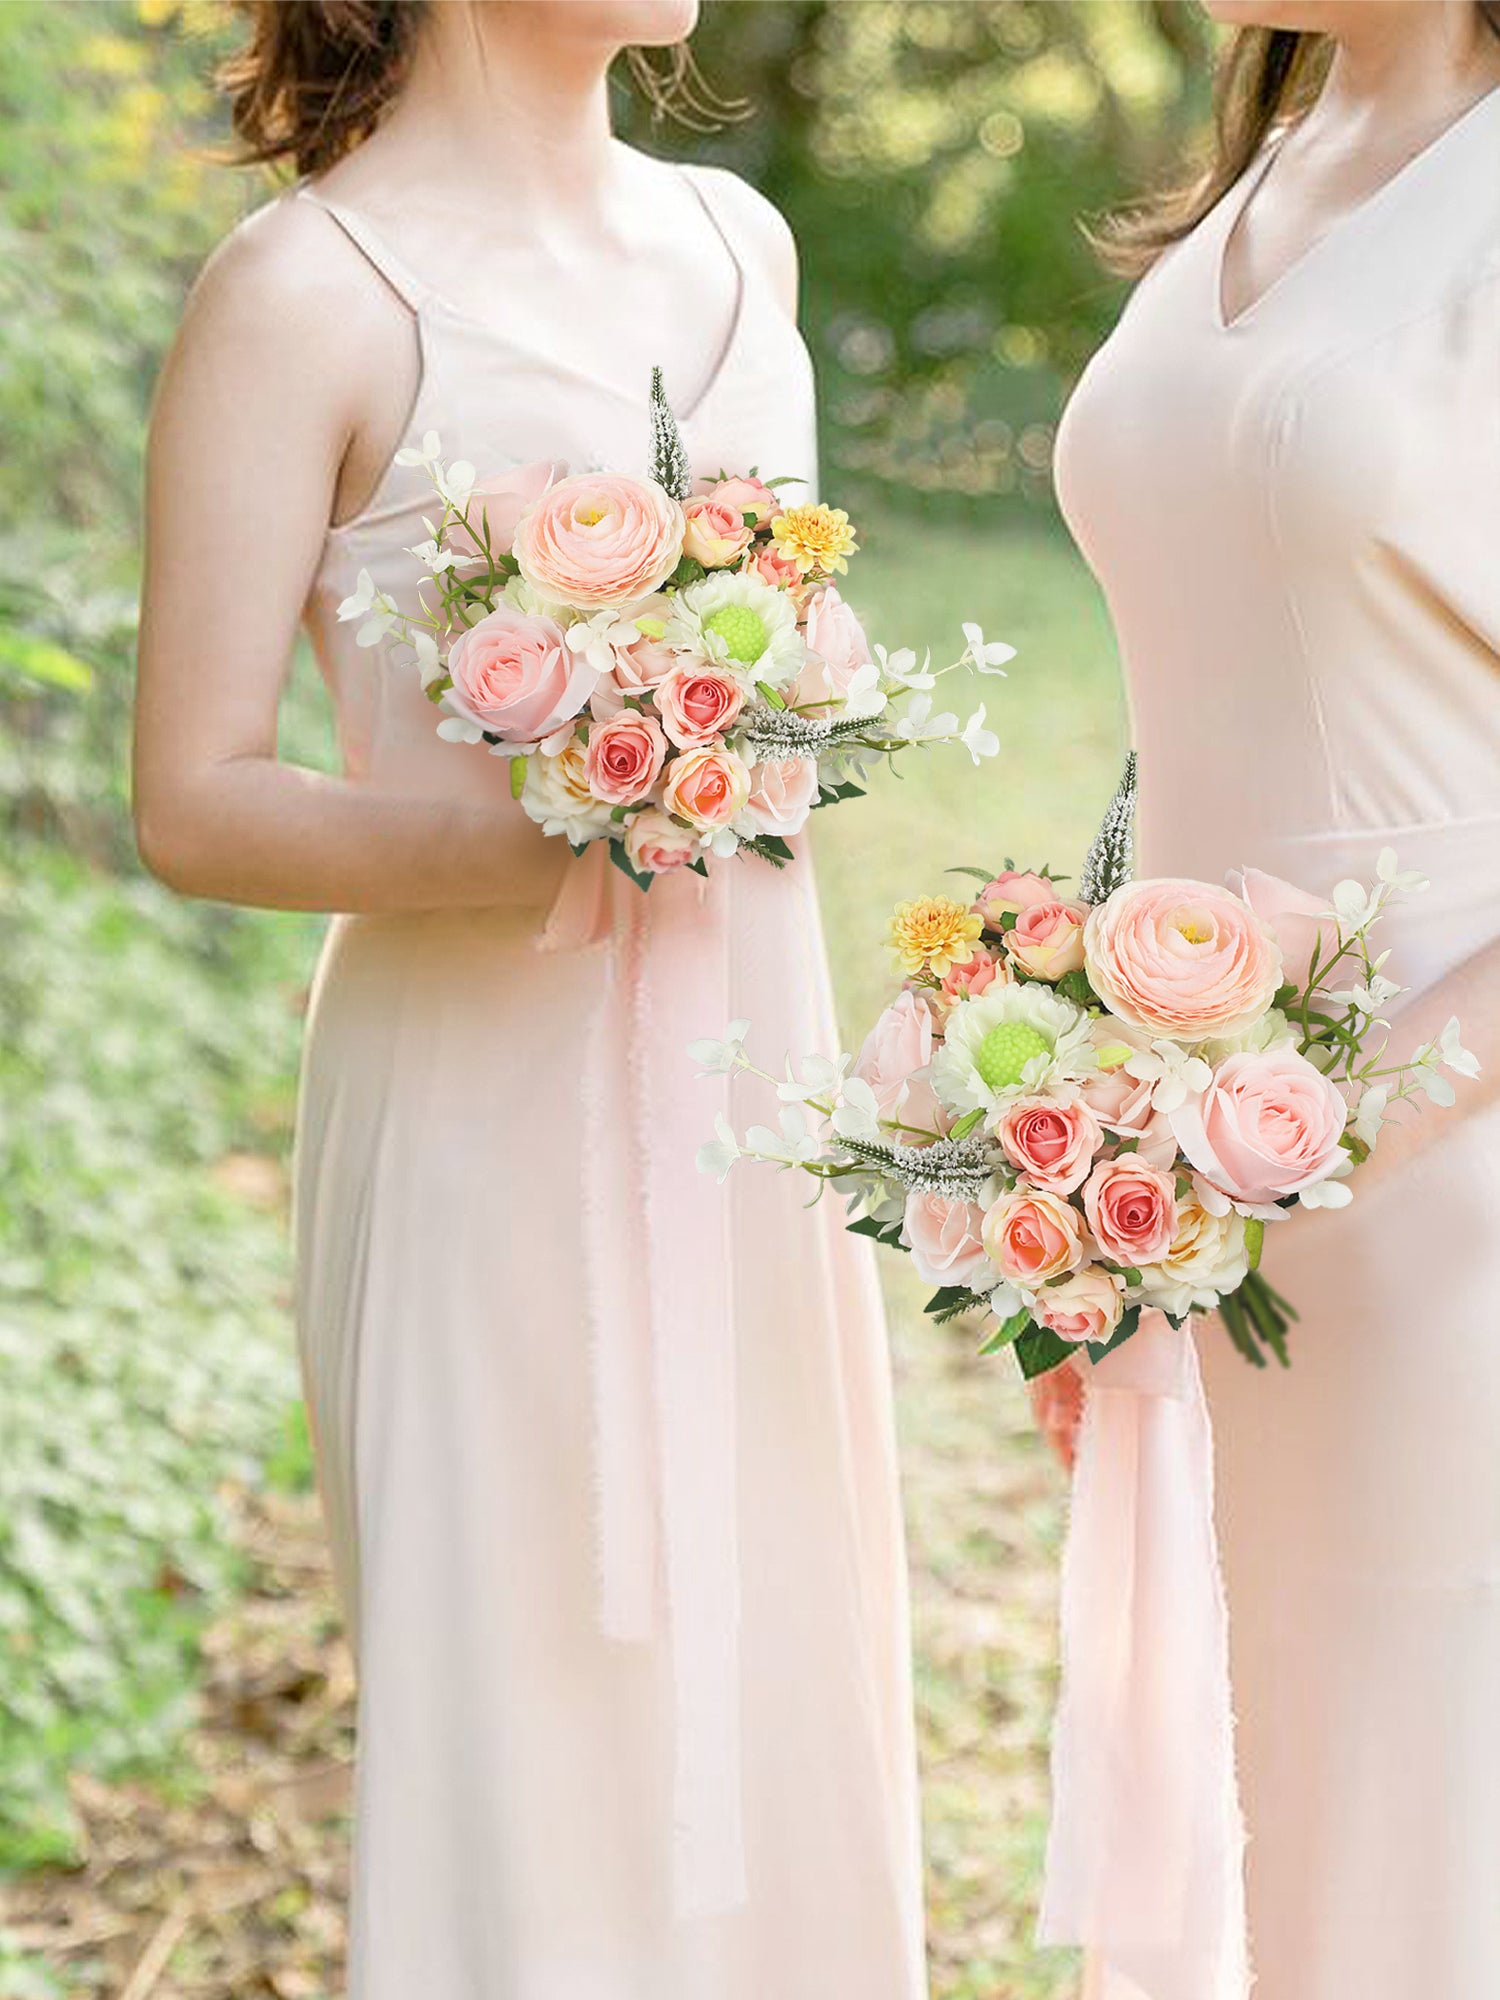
540;843;746;1918
1039;1309;1250;2000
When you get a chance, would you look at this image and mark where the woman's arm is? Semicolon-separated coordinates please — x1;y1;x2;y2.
134;200;534;914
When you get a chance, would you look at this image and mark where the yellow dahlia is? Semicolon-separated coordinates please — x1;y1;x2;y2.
888;895;984;979
769;502;859;577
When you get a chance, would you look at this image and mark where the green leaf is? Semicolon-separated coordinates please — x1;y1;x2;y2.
508;755;528;800
1054;967;1098;1007
755;680;788;710
1013;1324;1078;1380
607;840;654;892
948;1106;986;1141
847;1215;903;1248
0;627;92;692
944;865;997;885
1086;1302;1140;1366
978;1307;1031;1356
1244;1216;1264;1269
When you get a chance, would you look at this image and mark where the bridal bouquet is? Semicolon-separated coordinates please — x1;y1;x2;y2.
693;757;1478;1375
338;373;1008;887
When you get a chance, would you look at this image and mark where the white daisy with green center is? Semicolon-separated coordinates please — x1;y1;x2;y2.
932;984;1098;1117
665;571;805;686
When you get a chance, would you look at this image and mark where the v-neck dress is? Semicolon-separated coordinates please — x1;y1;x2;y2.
289;168;927;2000
1057;90;1500;2000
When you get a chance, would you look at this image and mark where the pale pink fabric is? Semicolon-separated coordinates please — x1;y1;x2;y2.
291;170;927;1999
1054;85;1500;2000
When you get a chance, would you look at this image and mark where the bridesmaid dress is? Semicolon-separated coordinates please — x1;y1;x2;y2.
289;168;927;2000
1055;88;1500;2000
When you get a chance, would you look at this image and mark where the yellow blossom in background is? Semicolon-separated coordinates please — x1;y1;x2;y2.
769;502;859;577
888;895;983;979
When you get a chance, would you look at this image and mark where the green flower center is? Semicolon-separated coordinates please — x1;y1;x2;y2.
703;605;769;664
975;1022;1052;1092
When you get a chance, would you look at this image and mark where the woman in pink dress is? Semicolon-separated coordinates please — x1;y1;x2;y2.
132;5;927;1994
1045;3;1500;1995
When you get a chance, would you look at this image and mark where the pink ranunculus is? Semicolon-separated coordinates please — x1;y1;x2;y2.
974;870;1056;927
699;472;779;525
1005;898;1090;981
791;584;874;710
742;755;820;840
852;989;934;1120
1170;1046;1349;1205
1084;877;1283;1041
583;711;667;807
1083;1156;1178;1267
681;494;755;569
661;744;751;830
512;472;685;610
940;944;1011;1005
981;1186;1086;1288
445;604;596;745
1034;1265;1125;1346
625;807;697;876
654;663;746;751
1079;1020;1178;1168
460;459;566;555
996;1097;1104;1196
903;1191;993;1290
754;544;802;591
1236;867;1336;997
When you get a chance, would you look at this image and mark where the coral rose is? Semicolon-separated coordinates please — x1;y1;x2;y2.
700;473;778;525
445;604;596;745
1082;1156;1178;1267
661;744;751;830
974;870;1056;926
1005;898;1090;980
754;544;802;591
996;1097;1103;1196
742;755;820;839
852;990;934;1120
940;946;1010;1005
625;807;698;876
681;494;754;568
982;1186;1086;1288
903;1192;993;1291
1169;1046;1349;1205
583;711;667;807
513;472;684;609
654;663;746;750
1034;1266;1125;1346
1084;877;1283;1040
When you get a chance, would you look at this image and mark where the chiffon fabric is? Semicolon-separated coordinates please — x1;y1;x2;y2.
291;169;927;2000
1053;88;1500;2000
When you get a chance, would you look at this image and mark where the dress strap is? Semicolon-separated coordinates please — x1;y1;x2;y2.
296;186;433;314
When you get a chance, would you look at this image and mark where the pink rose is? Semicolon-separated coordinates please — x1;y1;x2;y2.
699;473;778;525
445;604;595;745
590;605;679;720
974;870;1056;927
654;663;746;750
742;755;820;840
1084;878;1283;1040
903;1191;993;1291
584;711;667;807
681;494;754;569
1170;1047;1348;1205
852;990;934;1119
753;544;802;591
940;945;1011;1005
1005;898;1090;981
661;744;751;830
791;585;874;711
624;807;697;876
460;459;565;555
981;1186;1086;1287
1236;867;1336;998
996;1097;1104;1196
1079;1021;1177;1168
1083;1156;1178;1267
1034;1266;1125;1346
513;473;685;610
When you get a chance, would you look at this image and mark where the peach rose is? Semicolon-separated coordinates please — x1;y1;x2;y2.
1084;877;1283;1040
1005;898;1090;980
996;1097;1103;1196
584;711;667;807
791;585;874;711
940;945;1011;1005
742;755;820;840
754;544;803;591
624;807;698;876
1079;1021;1178;1168
460;459;566;555
1034;1266;1125;1346
699;472;779;525
445;604;595;744
974;870;1056;927
903;1191;993;1291
513;472;684;610
681;494;755;569
852;990;934;1120
654;662;746;750
1236;867;1336;997
661;744;751;830
1082;1156;1178;1267
1169;1046;1348;1205
982;1186;1086;1288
